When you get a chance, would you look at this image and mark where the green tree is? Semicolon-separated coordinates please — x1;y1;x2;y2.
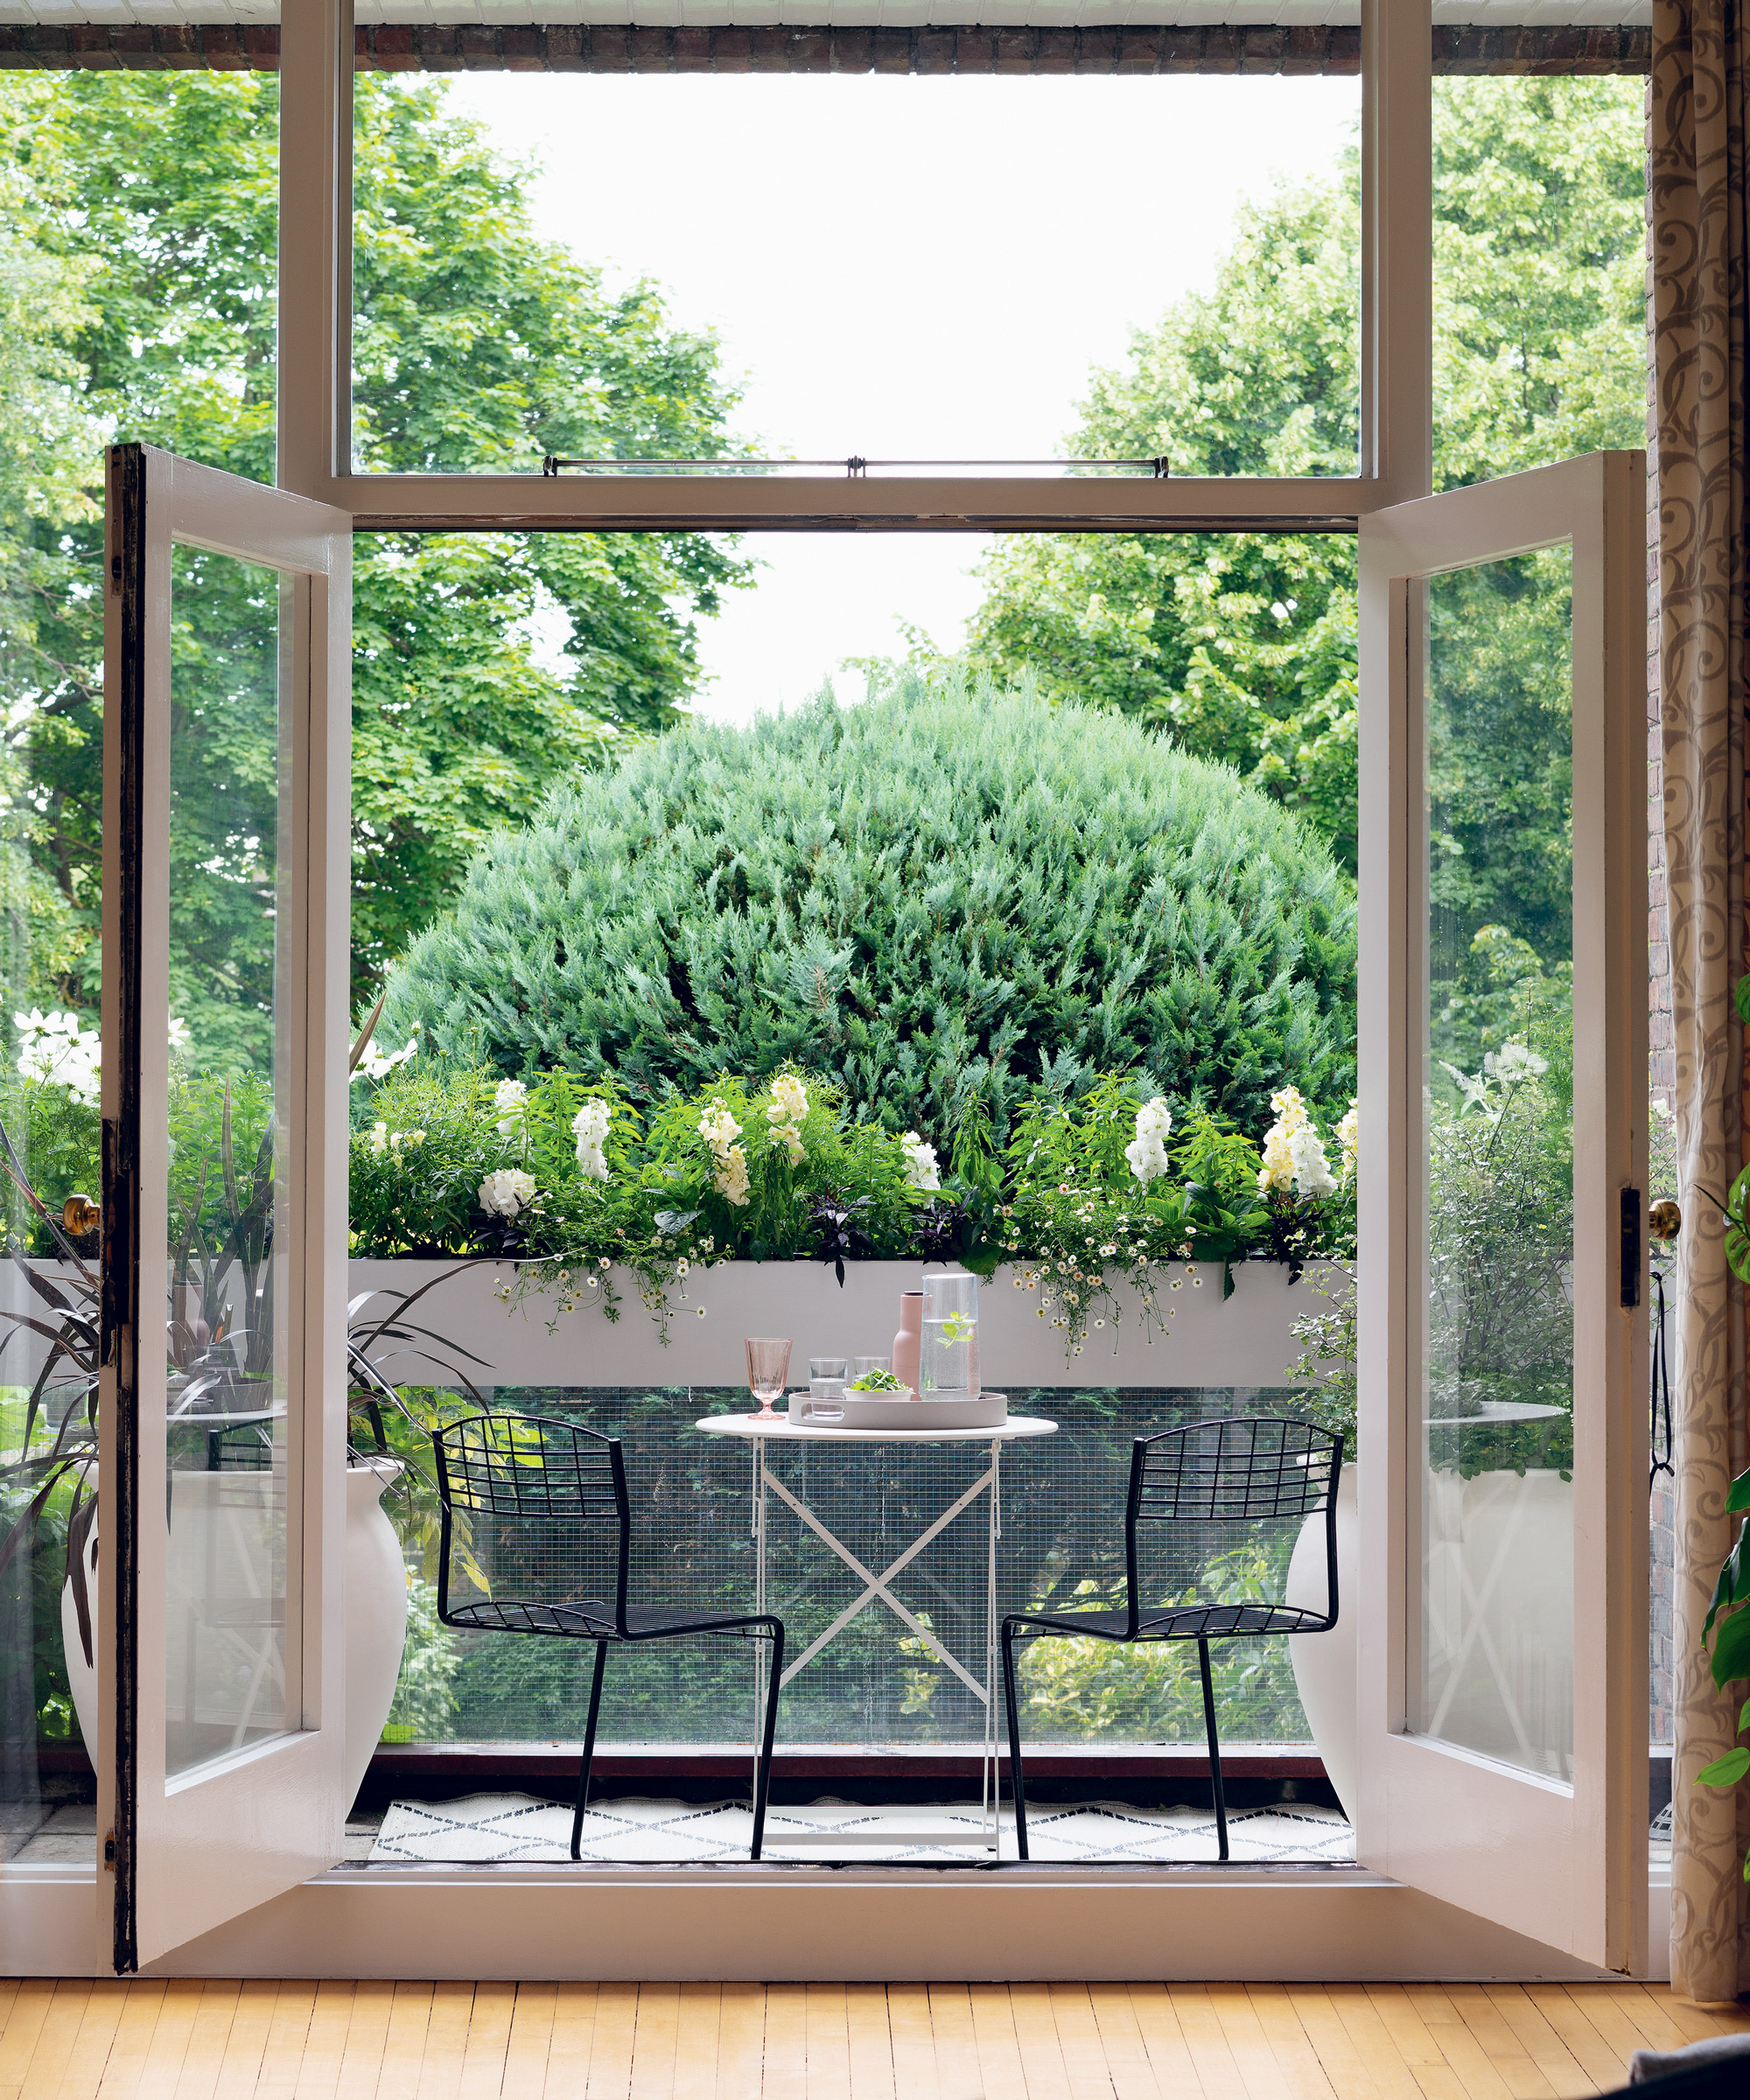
969;74;1646;935
380;668;1358;1144
0;69;752;1054
0;89;103;1028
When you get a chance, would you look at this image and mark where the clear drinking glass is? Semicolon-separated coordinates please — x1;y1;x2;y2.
745;1336;793;1420
851;1355;891;1383
921;1269;980;1396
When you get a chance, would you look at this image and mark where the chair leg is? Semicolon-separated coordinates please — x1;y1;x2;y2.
570;1641;609;1861
1197;1637;1229;1863
1002;1620;1030;1861
750;1620;783;1861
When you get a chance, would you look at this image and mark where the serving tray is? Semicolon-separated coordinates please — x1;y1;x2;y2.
789;1389;1007;1431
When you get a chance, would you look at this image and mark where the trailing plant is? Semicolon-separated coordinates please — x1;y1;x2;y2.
349;1056;973;1334
350;1054;1360;1351
1285;1263;1357;1462
996;1077;1347;1358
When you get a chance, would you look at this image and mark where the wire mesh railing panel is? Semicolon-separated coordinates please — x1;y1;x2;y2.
382;1386;1326;1748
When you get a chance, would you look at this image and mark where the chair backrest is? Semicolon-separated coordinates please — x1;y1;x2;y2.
1124;1414;1344;1638
430;1413;631;1635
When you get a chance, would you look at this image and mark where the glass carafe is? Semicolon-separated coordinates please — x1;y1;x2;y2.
920;1269;980;1396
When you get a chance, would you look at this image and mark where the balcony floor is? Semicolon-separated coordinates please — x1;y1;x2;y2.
359;1793;1356;1866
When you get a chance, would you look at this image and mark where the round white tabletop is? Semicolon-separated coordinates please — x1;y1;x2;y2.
696;1410;1058;1446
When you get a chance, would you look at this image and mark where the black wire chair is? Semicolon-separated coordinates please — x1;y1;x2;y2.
1001;1414;1344;1862
431;1413;786;1860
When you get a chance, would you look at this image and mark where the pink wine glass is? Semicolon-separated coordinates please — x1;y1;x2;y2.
745;1337;793;1422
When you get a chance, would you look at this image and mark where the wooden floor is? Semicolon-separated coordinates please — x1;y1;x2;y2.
3;1980;1748;2100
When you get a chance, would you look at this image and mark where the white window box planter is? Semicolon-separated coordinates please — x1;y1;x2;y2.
346;1256;1345;1391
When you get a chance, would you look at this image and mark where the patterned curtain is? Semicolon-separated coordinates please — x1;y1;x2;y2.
1652;0;1750;2003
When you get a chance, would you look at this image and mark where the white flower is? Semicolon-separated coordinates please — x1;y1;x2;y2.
699;1099;752;1199
352;1027;420;1085
1257;1085;1334;1197
1289;1122;1336;1198
1125;1098;1173;1185
1485;1041;1548;1082
1438;1060;1494;1116
1135;1096;1172;1146
494;1078;528;1138
1336;1097;1359;1185
766;1074;809;1128
572;1100;612;1181
900;1131;941;1194
712;1145;751;1208
698;1101;742;1154
479;1166;536;1218
1125;1136;1168;1185
15;1008;101;1108
166;1016;192;1055
368;1121;389;1157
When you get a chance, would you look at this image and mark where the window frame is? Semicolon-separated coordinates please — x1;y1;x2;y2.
276;0;1433;533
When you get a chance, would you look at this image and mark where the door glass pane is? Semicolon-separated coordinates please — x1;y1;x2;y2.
164;545;292;1780
1418;546;1575;1784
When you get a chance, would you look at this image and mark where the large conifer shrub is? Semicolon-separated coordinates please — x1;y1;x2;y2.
381;672;1356;1141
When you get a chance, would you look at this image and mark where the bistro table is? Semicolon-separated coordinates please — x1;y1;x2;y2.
696;1405;1058;1857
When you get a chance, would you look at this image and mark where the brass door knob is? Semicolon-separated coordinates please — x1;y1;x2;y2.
1650;1199;1682;1242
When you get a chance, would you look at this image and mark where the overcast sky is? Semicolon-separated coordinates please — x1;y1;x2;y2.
449;72;1359;726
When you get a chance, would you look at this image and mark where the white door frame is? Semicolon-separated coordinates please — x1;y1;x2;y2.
1354;450;1650;1973
97;444;354;1973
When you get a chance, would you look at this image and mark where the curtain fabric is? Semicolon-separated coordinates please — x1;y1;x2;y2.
1652;0;1750;2004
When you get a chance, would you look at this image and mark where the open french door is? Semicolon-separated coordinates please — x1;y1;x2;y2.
1355;451;1650;1971
97;445;352;1973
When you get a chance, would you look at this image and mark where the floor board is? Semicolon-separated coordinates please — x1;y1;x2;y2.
0;1984;1742;2099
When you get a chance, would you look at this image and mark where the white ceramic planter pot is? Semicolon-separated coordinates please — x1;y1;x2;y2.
1286;1465;1360;1822
342;1459;410;1805
62;1458;409;1810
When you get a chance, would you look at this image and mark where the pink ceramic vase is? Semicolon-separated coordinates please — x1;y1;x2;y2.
892;1292;924;1396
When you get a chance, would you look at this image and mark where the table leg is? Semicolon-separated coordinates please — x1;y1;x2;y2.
986;1440;1001;1858
752;1442;1004;1855
753;1439;767;1810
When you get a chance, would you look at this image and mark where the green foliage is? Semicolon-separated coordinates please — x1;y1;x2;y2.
1426;551;1577;988
385;1574;461;1742
967;78;1646;883
1284;1264;1357;1461
381;670;1357;1147
1425;1041;1575;1477
0;68;752;1032
350;1060;946;1326
997;1079;1333;1357
1007;1543;1309;1744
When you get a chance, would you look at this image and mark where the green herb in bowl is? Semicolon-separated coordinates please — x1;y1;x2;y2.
848;1368;907;1392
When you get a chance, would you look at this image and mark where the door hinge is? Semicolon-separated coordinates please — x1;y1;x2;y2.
1620;1186;1642;1308
103;1832;116;1871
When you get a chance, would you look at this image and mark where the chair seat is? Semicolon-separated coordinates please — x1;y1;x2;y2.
445;1597;772;1641
1010;1600;1334;1642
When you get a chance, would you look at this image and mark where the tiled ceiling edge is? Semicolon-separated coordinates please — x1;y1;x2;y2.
0;20;1654;70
